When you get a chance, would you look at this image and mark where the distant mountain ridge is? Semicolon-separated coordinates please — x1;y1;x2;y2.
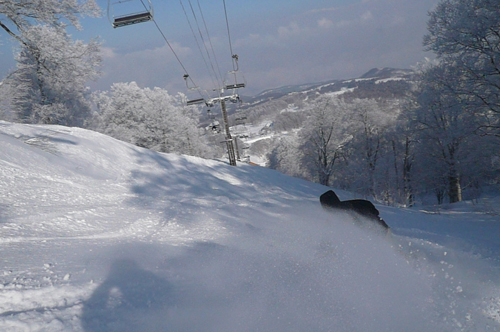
238;67;415;110
359;67;414;79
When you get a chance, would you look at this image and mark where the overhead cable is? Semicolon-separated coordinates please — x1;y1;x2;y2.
187;0;221;88
222;0;236;72
196;0;224;86
180;0;219;91
138;0;204;98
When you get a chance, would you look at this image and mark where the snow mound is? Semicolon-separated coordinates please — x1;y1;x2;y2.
1;121;499;331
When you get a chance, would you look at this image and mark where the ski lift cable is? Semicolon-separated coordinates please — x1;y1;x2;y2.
135;0;204;99
222;0;244;89
222;0;237;73
180;0;220;91
186;0;221;88
196;0;224;86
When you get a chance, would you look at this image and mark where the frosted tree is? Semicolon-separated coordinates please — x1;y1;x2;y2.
410;64;483;203
389;108;418;207
424;0;500;136
1;1;101;125
300;96;352;186
267;135;305;179
0;80;15;121
342;98;397;198
0;0;100;43
273;111;306;132
92;82;214;158
7;25;101;125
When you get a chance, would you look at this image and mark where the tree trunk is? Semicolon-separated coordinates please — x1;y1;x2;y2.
448;171;462;203
403;137;414;207
318;151;331;186
436;188;445;205
391;140;401;202
446;148;462;204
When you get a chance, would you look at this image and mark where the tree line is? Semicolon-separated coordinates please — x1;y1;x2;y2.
269;0;500;206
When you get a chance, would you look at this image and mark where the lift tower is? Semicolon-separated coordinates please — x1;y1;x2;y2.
206;94;240;166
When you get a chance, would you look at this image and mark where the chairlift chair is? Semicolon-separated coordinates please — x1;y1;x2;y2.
186;98;205;106
224;54;247;91
212;124;221;133
108;0;154;28
235;116;247;127
207;109;217;120
226;83;246;90
211;121;221;133
182;74;208;106
205;121;221;133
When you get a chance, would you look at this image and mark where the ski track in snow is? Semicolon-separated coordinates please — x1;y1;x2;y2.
1;121;500;332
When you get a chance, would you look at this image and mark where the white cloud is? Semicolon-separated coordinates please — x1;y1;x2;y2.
94;42;194;91
277;22;303;38
390;15;406;26
306;7;337;15
318;18;334;29
100;47;117;59
361;11;374;21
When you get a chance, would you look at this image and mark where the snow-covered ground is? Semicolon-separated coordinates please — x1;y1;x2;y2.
1;121;499;332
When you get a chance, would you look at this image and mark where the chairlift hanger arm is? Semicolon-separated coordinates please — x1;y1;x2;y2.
224;54;246;90
183;74;201;91
232;54;240;72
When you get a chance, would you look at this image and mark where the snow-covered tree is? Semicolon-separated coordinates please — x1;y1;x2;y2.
1;1;101;125
424;0;500;136
267;135;305;179
92;82;214;158
344;99;395;197
388;109;418;207
7;25;101;126
273;111;306;132
0;0;100;43
0;80;15;121
410;64;486;203
300;96;352;186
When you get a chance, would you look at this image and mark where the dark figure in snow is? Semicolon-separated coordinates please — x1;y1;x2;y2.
320;190;390;230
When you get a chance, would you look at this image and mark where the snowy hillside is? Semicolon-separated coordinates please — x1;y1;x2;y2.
1;121;500;331
223;67;415;166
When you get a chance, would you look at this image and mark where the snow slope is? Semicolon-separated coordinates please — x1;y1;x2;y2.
1;121;499;332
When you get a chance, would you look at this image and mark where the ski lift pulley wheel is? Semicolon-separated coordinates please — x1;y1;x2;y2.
108;0;154;28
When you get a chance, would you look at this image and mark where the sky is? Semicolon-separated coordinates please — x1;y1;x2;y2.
0;0;440;96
